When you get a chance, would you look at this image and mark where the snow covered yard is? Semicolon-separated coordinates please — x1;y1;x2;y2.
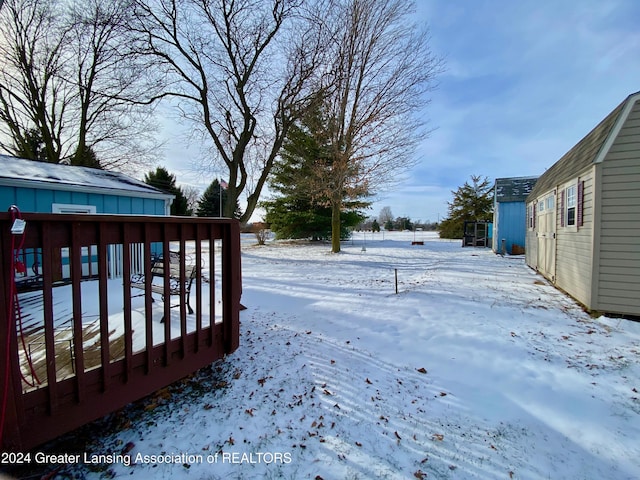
24;232;640;479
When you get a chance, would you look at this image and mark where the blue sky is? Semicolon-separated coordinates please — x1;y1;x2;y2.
164;0;640;224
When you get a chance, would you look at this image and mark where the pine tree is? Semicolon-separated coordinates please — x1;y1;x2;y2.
144;167;192;216
71;145;102;169
262;109;368;240
14;128;47;162
439;175;493;239
197;179;240;218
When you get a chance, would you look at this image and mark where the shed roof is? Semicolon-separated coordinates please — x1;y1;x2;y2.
0;155;173;200
495;176;539;203
528;91;640;199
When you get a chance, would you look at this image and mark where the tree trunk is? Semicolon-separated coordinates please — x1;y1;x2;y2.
331;198;341;253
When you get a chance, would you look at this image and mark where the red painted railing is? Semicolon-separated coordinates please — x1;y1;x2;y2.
0;213;241;451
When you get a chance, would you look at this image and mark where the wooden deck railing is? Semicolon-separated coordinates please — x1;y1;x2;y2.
0;213;241;451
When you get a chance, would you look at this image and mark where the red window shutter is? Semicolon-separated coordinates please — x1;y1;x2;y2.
560;190;565;227
577;180;584;227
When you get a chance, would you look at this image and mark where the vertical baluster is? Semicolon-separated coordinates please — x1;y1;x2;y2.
97;223;110;392
70;222;85;402
122;223;133;382
41;222;57;412
195;225;202;352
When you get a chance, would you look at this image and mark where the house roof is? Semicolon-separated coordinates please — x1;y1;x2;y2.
528;91;640;200
495;176;539;203
0;155;174;200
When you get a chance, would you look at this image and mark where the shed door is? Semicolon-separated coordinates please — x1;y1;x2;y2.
536;194;556;281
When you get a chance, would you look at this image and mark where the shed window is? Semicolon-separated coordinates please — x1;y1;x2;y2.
565;185;576;226
546;196;554;210
527;204;535;229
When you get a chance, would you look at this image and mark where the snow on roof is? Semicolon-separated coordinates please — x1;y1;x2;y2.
494;176;539;202
0;155;173;199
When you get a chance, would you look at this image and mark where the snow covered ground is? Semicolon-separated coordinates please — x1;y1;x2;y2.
19;232;640;479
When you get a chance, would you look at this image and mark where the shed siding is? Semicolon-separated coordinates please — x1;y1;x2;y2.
495;201;527;254
71;191;89;205
148;198;166;215
38;190;55;211
596;100;640;315
525;222;537;268
104;195;119;212
131;197;144;214
1;186;166;216
554;171;595;307
16;187;37;211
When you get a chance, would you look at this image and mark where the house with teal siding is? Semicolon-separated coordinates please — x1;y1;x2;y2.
0;155;174;215
0;155;174;280
492;176;538;255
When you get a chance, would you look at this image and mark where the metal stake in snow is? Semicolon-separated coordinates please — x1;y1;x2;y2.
395;268;398;294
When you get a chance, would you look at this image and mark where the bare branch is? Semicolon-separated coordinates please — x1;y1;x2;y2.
0;0;160;171
129;0;321;222
301;0;443;252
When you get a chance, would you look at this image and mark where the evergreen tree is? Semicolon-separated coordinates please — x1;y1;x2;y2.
144;166;192;216
262;109;368;241
14;128;47;161
394;217;414;231
71;145;101;169
371;219;380;232
439;175;493;239
197;179;241;218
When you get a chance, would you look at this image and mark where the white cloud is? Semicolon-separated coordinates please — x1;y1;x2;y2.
155;0;640;223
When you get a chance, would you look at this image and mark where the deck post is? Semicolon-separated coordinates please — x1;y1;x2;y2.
223;221;241;353
0;216;24;450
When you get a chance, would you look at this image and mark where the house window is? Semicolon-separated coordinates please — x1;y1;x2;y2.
537;200;545;212
565;185;576;226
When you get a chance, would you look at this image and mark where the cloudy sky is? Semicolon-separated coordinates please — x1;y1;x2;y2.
162;0;640;224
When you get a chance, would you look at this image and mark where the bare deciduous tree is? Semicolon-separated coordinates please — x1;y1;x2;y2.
0;0;72;162
0;0;158;170
129;0;326;222
67;0;159;171
318;0;443;252
378;206;394;226
182;184;201;215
